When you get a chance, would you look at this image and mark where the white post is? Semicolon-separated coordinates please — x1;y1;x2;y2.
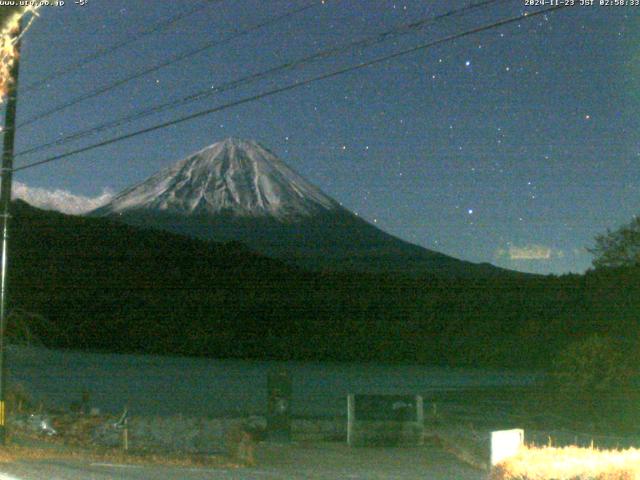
491;429;524;466
347;394;355;446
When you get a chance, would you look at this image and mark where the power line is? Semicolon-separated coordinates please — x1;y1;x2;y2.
22;1;222;93
13;4;570;174
17;1;320;129
15;0;507;158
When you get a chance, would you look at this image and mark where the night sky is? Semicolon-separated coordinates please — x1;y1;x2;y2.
8;0;639;275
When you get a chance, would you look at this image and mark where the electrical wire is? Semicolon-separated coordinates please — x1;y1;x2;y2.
13;4;570;174
15;0;508;158
21;0;222;93
17;1;320;129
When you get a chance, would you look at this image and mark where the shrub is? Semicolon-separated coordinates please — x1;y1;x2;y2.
551;334;633;392
547;334;638;432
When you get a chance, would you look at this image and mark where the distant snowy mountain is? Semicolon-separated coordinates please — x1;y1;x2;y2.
94;138;339;220
92;138;515;277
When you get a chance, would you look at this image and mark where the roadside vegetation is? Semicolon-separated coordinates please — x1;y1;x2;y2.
490;445;640;480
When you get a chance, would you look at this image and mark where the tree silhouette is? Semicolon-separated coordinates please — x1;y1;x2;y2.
589;216;640;269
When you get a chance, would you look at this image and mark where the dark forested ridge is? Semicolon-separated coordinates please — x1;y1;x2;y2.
6;200;638;368
98;208;520;278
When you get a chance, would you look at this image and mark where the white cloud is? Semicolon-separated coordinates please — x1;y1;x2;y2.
496;243;564;261
12;181;113;215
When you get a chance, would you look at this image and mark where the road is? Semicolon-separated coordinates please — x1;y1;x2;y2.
0;443;486;479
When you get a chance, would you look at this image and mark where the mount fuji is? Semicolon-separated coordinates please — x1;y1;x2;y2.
91;138;509;277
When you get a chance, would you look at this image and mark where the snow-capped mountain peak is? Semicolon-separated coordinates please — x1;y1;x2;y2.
94;138;339;220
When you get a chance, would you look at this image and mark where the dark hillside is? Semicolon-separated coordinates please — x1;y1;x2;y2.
5;201;637;368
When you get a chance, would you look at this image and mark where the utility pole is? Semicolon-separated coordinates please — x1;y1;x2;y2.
0;20;23;445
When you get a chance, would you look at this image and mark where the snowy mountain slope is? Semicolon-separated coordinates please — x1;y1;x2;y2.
93;138;339;220
91;138;515;277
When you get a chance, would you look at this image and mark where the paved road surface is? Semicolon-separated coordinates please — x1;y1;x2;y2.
0;443;485;479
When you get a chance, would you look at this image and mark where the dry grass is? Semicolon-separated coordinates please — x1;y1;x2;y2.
490;445;640;480
0;433;236;469
1;410;258;469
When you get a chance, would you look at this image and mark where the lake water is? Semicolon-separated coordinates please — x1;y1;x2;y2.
5;346;539;418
